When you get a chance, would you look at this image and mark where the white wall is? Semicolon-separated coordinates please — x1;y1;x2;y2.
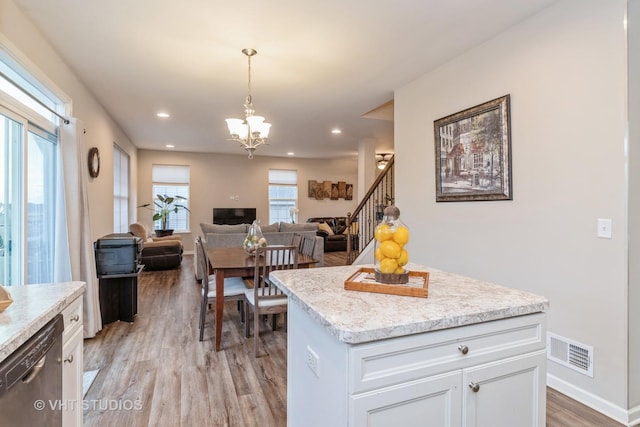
396;0;630;419
628;0;640;411
1;0;138;242
137;150;358;252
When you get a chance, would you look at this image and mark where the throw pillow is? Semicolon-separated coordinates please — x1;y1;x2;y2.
318;222;334;235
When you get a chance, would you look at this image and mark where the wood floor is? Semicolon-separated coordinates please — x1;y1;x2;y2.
83;252;623;427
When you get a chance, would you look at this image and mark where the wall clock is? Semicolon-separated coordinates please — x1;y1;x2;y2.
88;147;100;178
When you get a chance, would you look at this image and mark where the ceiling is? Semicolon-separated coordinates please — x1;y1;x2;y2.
14;0;558;159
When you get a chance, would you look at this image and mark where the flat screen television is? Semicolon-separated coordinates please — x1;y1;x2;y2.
213;208;256;225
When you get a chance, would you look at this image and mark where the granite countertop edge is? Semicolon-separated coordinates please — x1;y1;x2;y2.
0;282;86;362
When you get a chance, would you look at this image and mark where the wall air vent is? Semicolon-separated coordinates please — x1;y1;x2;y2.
547;332;593;377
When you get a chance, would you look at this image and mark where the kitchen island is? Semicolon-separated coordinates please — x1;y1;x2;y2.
269;264;549;427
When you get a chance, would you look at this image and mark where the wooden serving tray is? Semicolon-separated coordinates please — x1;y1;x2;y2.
0;285;13;312
344;267;429;298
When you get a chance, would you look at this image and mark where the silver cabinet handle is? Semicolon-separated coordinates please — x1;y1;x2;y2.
458;344;469;355
469;382;480;392
70;314;80;322
64;355;74;364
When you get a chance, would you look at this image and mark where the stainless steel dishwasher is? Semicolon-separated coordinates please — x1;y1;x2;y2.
0;314;64;426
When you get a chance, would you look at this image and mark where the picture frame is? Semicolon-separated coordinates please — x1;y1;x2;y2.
345;184;353;200
331;183;339;200
322;181;332;199
308;180;317;198
338;181;346;199
434;95;512;202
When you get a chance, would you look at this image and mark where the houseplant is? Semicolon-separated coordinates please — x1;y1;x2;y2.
138;194;190;237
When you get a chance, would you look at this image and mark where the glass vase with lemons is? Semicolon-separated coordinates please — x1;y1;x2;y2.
374;206;410;284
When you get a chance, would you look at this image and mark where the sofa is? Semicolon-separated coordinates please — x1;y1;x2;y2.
129;222;184;270
306;217;358;252
195;221;324;281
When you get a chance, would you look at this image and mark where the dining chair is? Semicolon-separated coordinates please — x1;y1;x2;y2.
299;234;316;259
195;236;247;342
244;245;298;357
290;232;304;251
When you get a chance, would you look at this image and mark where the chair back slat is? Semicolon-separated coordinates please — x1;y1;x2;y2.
254;245;298;299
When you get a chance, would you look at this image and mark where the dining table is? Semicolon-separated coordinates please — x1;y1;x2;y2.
206;246;318;351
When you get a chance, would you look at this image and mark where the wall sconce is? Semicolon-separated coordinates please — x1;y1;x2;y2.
376;153;392;170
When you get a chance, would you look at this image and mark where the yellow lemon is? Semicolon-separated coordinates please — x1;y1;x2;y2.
380;240;401;259
392;225;409;246
395;267;405;274
375;224;393;242
374;247;385;261
379;258;398;274
397;249;409;266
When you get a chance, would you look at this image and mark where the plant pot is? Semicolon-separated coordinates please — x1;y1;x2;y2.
155;229;174;237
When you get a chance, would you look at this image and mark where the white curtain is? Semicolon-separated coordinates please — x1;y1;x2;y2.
59;118;102;338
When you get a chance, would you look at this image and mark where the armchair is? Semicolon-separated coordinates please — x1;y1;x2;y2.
129;222;183;270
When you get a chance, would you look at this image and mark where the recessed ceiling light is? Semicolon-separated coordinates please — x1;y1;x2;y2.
157;112;170;118
287;152;295;156
165;144;174;148
331;129;342;134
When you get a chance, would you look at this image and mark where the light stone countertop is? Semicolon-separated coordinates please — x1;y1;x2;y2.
0;281;86;362
269;263;549;344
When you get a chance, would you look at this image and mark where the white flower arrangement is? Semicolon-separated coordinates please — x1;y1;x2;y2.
289;207;299;223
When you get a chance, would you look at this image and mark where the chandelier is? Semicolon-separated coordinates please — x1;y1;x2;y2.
225;48;272;159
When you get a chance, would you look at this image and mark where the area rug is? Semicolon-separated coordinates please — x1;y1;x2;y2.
83;369;99;397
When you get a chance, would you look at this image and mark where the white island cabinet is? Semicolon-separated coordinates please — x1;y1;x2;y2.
61;295;84;427
269;264;548;427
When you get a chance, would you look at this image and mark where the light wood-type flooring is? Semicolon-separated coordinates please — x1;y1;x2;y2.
83;252;623;426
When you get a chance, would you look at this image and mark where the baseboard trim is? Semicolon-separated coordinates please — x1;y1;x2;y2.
547;374;638;426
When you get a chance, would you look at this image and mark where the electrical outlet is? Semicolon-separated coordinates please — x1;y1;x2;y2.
306;345;320;377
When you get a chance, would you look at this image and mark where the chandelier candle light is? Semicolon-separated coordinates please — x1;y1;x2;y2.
226;48;272;159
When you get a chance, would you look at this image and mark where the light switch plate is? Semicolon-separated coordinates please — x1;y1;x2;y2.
597;218;612;239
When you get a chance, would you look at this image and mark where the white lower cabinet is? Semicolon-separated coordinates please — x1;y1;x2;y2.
351;371;462;427
350;350;546;427
463;350;546;427
288;300;546;427
62;296;84;427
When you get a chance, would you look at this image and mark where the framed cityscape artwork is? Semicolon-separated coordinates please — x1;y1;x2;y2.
434;95;512;202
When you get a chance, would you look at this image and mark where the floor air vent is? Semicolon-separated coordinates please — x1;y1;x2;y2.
547;332;593;377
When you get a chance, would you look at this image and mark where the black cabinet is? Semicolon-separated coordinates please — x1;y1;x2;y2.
98;267;142;324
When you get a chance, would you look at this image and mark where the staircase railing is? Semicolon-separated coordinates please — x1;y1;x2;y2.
346;155;394;264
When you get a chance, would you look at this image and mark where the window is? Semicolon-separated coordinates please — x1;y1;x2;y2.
151;165;190;232
269;169;297;224
473;153;483;169
0;56;62;285
113;144;129;233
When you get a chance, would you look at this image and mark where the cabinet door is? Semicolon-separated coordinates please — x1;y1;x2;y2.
462;350;546;427
62;327;84;427
350;371;462;427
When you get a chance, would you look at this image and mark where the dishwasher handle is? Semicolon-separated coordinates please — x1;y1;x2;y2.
21;355;46;384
